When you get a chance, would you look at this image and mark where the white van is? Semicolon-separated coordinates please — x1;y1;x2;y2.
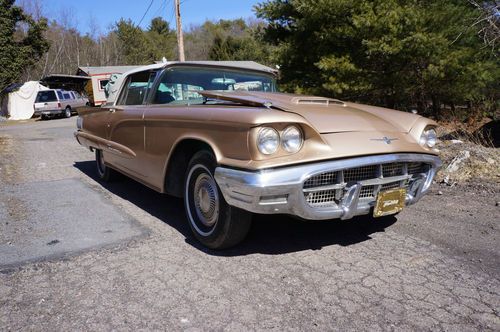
34;89;89;120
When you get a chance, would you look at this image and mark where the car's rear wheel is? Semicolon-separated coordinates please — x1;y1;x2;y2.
95;149;119;182
184;150;252;249
64;106;72;118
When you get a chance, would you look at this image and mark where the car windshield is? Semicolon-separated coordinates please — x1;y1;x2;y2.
36;91;57;103
153;66;277;105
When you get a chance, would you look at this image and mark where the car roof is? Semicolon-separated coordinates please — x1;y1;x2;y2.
122;61;278;77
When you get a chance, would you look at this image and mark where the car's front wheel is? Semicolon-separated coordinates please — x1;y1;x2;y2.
95;149;119;182
184;151;252;249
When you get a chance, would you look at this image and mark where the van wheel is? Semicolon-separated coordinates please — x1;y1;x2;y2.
96;150;120;182
40;114;47;120
64;107;72;118
184;150;252;249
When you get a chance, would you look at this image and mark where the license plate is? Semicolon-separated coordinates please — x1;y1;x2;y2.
373;188;406;217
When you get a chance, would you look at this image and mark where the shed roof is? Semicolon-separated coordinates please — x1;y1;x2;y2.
77;66;141;76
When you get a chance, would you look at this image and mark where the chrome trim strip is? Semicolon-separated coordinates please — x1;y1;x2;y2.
214;153;441;220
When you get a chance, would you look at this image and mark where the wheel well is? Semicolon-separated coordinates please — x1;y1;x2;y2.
164;139;215;197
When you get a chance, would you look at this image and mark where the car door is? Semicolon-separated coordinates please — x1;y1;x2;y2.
102;70;155;180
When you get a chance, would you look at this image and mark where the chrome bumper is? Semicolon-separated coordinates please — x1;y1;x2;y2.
214;153;442;220
39;109;63;115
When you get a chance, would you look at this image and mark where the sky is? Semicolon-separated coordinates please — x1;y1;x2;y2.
26;0;261;35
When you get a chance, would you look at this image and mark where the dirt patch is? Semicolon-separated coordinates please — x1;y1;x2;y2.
436;140;499;184
0;135;18;184
436;118;499;186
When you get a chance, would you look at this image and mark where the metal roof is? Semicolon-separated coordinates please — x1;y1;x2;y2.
77;66;141;76
41;74;90;81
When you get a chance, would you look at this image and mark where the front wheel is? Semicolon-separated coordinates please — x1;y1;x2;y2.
184;151;252;249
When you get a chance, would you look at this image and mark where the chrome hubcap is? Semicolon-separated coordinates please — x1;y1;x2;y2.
193;173;219;227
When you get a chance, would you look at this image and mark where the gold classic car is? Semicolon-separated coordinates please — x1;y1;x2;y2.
75;61;442;249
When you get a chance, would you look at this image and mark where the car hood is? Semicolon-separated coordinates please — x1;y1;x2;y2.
199;91;421;134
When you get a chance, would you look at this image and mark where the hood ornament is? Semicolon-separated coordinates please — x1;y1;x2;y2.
371;137;399;144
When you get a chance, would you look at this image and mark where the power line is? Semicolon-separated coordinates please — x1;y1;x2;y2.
169;1;177;27
138;0;155;27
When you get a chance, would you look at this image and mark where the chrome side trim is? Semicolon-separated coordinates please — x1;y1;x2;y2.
215;153;441;220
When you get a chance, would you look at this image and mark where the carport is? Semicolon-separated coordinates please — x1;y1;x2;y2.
40;74;90;94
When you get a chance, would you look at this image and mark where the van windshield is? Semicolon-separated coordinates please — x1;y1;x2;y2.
36;91;57;103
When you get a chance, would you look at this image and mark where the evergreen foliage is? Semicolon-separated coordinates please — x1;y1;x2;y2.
256;0;499;117
0;0;49;92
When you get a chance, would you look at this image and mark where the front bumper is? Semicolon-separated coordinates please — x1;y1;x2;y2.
214;153;442;220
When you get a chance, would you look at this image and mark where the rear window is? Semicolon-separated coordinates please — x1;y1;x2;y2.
36;91;57;103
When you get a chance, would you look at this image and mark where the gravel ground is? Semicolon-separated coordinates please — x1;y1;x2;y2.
0;117;499;331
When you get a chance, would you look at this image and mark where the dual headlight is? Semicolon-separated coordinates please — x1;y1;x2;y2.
419;127;437;148
257;125;303;155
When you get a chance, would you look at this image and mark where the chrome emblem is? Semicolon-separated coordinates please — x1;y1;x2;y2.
371;137;399;144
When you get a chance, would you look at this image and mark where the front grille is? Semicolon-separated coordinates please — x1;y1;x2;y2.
303;162;428;207
381;181;402;191
344;165;378;182
304;171;337;189
408;162;427;174
383;163;404;177
359;185;376;198
305;189;337;207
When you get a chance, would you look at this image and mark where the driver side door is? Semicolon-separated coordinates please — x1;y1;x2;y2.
103;70;157;180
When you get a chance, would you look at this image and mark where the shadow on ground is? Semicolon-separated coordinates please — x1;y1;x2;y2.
75;160;396;256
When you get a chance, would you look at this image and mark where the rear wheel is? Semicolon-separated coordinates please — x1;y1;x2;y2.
40;114;48;120
184;150;252;249
64;106;72;118
95;150;120;182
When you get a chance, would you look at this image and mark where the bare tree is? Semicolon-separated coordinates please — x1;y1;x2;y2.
468;1;500;53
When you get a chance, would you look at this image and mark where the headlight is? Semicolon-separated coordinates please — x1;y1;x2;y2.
281;126;303;153
419;127;437;148
257;127;280;155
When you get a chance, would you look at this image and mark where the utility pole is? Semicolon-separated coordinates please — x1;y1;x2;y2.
174;0;185;61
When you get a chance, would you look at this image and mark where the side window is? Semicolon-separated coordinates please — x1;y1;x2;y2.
57;91;64;100
99;79;109;90
70;92;76;99
117;71;151;106
63;92;71;100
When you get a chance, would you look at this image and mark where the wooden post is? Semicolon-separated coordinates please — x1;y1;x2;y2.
174;0;185;61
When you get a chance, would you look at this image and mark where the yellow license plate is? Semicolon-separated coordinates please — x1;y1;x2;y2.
373;188;406;217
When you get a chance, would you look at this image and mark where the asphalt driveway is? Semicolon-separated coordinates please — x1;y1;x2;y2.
0;117;498;331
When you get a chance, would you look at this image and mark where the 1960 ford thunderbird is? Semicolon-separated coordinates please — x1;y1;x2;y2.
75;61;442;249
